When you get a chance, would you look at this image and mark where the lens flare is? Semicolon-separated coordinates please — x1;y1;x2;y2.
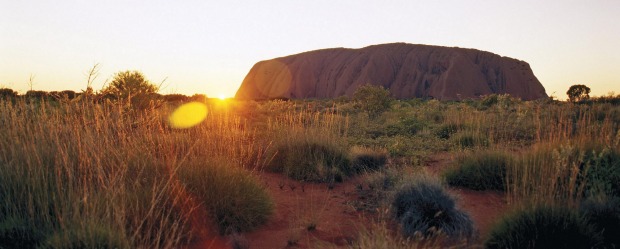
168;102;208;129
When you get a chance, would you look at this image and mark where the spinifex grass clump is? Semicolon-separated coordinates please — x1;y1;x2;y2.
265;107;352;182
178;158;273;234
267;138;351;182
485;205;602;249
580;196;620;248
391;176;473;239
443;151;511;191
349;146;388;173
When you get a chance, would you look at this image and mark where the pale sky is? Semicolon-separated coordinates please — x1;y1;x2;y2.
1;0;619;99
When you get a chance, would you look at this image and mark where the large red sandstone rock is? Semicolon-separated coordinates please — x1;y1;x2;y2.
235;43;547;100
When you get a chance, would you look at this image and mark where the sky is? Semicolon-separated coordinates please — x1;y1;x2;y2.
1;0;619;99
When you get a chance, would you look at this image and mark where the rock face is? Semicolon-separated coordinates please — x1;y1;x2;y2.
235;43;547;100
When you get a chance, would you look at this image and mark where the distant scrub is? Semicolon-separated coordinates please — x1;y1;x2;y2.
0;88;18;99
444;151;510;191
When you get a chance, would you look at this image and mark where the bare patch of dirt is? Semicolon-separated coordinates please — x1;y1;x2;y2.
244;172;372;249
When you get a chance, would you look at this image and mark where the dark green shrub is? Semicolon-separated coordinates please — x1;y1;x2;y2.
392;177;473;238
580;197;620;248
39;223;130;249
435;123;460;139
353;84;393;119
350;147;388;173
179;159;273;234
485;205;601;249
163;94;189;102
0;216;47;248
0;88;18;99
581;147;620;197
25;90;50;99
103;70;158;98
267;140;351;182
480;94;499;109
400;117;425;136
443;151;510;191
453;132;488;148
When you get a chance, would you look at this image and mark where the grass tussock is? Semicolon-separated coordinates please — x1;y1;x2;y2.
179;158;273;234
485;205;601;249
443;150;511;191
391;175;474;239
349;146;389;173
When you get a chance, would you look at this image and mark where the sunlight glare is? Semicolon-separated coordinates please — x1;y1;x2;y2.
168;102;208;129
218;94;227;100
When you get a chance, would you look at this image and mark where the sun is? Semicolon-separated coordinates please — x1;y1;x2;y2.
218;94;227;100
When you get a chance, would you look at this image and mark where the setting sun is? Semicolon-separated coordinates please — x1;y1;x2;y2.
218;94;227;100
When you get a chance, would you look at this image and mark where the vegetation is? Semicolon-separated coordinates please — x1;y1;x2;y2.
103;70;159;98
444;151;511;191
353;84;393;119
391;176;474;239
1;81;619;248
567;84;591;102
485;205;601;249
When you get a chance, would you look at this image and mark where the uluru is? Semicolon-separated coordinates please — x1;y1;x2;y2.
235;43;547;100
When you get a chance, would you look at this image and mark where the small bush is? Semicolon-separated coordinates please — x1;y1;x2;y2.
485;205;601;249
435;123;460;139
581;146;620;197
0;216;47;248
453;132;488;148
353;84;393;119
267;140;351;182
366;169;401;192
391;176;473;238
580;196;620;248
443;151;510;191
179;159;274;234
350;146;388;173
480;94;499;109
0;88;18;99
39;223;130;249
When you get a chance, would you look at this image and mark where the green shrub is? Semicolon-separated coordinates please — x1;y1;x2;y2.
0;88;18;99
353;84;393;119
581;146;620;197
0;216;47;248
267;140;351;182
580;197;620;248
453;132;488;148
179;159;273;234
485;205;601;249
435;123;460;139
391;176;473;238
480;94;499;109
39;223;130;249
350;146;388;173
444;151;510;191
